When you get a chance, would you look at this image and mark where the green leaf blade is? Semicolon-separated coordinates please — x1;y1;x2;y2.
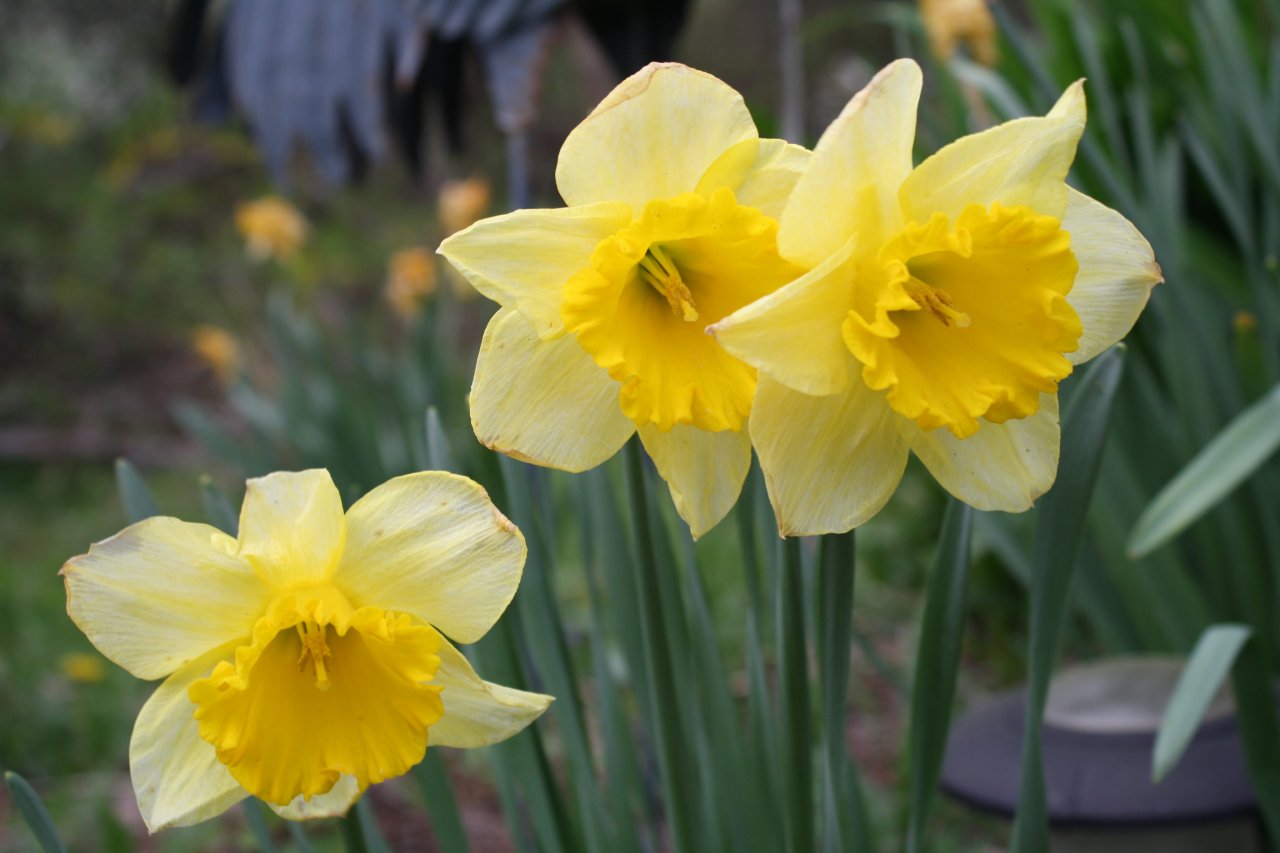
1129;384;1280;557
114;458;158;523
5;772;67;853
1153;624;1252;783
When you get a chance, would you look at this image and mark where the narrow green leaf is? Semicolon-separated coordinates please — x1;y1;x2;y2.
1129;384;1280;557
622;438;696;853
1011;346;1127;852
415;752;471;853
242;798;279;853
199;475;239;536
1153;624;1252;782
497;458;604;850
677;527;766;853
424;407;457;474
341;798;392;853
287;822;316;853
114;458;158;523
905;500;973;852
778;537;813;853
4;772;67;853
1230;636;1280;843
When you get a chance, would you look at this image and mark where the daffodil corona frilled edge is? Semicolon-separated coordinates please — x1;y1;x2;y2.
439;62;810;538
61;469;552;832
711;59;1162;536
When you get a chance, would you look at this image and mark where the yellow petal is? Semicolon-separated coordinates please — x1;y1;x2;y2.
900;80;1086;223
335;470;527;645
62;518;267;680
695;137;812;220
470;308;635;473
637;424;752;539
556;63;758;210
430;637;553;749
438;203;632;339
898;392;1060;511
130;646;246;832
190;607;444;806
1061;188;1163;364
778;59;922;267
237;469;346;590
710;233;859;396
271;775;361;821
751;376;909;536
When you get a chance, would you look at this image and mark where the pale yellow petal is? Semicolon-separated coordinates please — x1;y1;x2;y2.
471;308;635;472
638;424;752;538
710;233;858;397
556;63;758;210
695;137;812;220
62;519;267;681
751;376;909;536
335;471;527;645
130;646;246;832
237;469;346;590
1062;188;1163;364
778;59;922;266
900;81;1086;223
899;393;1060;512
430;637;553;749
272;775;361;821
438;203;632;339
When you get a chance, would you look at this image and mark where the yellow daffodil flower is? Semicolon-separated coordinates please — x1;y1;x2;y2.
711;60;1162;535
62;469;551;831
385;247;438;318
920;0;998;67
59;651;106;684
191;324;241;386
235;195;308;261
439;63;810;537
438;178;493;236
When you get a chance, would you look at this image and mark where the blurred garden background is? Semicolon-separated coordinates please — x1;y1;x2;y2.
4;0;1280;850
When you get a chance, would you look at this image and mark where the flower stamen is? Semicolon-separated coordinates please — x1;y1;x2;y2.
904;277;971;328
638;245;699;321
295;621;333;691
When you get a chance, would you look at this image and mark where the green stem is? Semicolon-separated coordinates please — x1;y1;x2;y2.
778;537;813;853
819;530;873;852
622;438;695;852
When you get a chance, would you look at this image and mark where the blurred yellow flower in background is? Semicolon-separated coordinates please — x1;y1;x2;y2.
234;195;308;261
440;63;811;537
12;108;75;147
438;178;492;236
384;248;438;318
62;469;551;831
191;325;240;386
712;60;1161;535
59;651;106;684
920;0;998;66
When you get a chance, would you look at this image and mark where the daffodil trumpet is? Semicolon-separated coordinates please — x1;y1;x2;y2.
62;469;551;831
440;62;811;538
711;59;1162;536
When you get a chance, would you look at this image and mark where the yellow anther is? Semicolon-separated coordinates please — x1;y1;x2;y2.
295;621;333;690
638;245;700;321
905;278;971;328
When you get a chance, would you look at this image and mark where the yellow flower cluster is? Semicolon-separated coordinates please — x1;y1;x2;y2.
442;61;1161;537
